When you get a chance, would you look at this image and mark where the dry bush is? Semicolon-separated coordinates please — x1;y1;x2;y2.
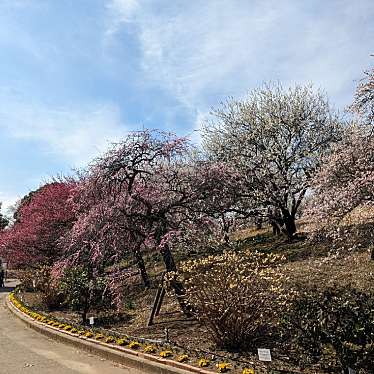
19;266;63;309
18;269;36;291
178;251;295;350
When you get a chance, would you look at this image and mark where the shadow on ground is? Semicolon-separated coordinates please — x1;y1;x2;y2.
0;286;15;293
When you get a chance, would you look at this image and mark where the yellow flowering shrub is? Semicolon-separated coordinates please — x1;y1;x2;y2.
95;333;105;340
85;331;94;338
181;251;295;349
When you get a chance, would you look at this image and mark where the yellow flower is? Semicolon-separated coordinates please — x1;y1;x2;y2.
105;336;115;343
128;341;141;349
143;345;157;354
216;362;231;373
85;331;94;338
159;350;173;358
242;368;255;374
198;358;210;367
116;338;127;346
176;354;189;362
95;333;105;340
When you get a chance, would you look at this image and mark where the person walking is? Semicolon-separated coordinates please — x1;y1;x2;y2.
0;266;4;288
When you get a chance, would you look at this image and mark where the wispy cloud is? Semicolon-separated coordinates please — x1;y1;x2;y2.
107;0;374;112
104;0;139;42
0;90;127;166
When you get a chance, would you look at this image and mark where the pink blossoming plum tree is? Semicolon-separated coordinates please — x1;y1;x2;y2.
307;65;374;257
0;181;76;268
306;127;374;259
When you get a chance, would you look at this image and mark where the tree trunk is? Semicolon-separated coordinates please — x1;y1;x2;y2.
271;221;281;236
282;210;296;240
221;214;230;244
135;250;150;288
371;247;374;261
255;216;263;230
268;207;283;236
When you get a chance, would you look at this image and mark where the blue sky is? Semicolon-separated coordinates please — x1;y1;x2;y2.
0;0;373;213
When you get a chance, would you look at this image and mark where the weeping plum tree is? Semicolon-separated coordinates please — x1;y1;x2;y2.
60;130;207;314
187;160;252;243
202;83;343;239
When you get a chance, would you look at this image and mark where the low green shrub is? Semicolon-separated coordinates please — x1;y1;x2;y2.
59;266;111;324
282;286;374;373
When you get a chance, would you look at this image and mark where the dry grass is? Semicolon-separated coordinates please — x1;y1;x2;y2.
285;250;374;292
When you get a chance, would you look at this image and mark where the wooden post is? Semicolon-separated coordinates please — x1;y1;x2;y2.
155;288;165;317
147;272;166;326
148;287;162;326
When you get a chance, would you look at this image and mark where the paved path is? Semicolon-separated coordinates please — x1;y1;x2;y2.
0;280;141;374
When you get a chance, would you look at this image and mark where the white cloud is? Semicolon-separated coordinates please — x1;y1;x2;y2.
0;90;128;166
0;192;20;215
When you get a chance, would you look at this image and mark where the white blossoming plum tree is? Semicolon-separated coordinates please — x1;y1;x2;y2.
350;64;374;127
202;83;343;239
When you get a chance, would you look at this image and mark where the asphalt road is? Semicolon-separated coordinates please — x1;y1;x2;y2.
0;279;141;374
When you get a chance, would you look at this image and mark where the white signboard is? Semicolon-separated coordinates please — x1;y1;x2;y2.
348;368;356;374
258;348;272;362
89;317;95;325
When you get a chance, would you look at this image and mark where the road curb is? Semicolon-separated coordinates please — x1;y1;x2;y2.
6;295;214;374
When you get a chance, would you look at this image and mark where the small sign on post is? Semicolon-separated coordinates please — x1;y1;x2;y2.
164;327;169;342
257;348;272;362
32;279;36;289
89;317;95;326
348;368;356;374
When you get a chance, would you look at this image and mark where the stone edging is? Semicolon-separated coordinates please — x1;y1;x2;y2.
6;295;214;374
